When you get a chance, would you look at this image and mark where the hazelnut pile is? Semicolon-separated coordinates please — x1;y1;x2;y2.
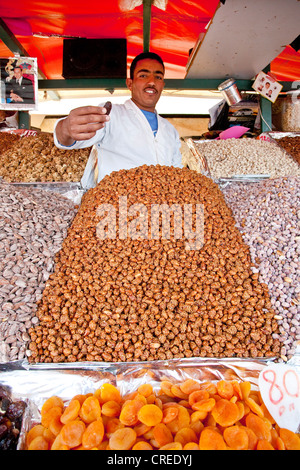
28;165;280;363
0;133;90;182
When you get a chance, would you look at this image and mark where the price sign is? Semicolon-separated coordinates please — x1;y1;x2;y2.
259;364;300;433
258;133;271;141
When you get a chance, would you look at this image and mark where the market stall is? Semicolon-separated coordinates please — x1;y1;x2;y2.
0;0;300;453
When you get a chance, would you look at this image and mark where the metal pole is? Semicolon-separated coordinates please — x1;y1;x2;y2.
143;0;153;52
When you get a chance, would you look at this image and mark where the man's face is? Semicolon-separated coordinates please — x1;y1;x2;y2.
126;58;165;112
14;68;23;80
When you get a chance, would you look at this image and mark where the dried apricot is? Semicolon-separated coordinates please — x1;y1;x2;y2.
120;400;143;426
28;435;49;450
106;418;124;436
162;405;179;423
235;401;245;421
279;428;300;450
211;399;240;427
241;426;258;450
71;394;86;406
109;427;137;450
134;422;152;437
184;442;199;450
160;442;182;450
245;413;271;441
41;396;64;416
98;383;122;404
180;379;200;395
138;404;163;426
26;425;45;448
190;410;207;423
166;405;190;433
60;399;81;424
199;427;227;450
175;428;198;447
188;389;209;407
190;416;205;435
191;398;216;413
216;380;234;400
256;439;274;450
152;423;173;447
43;427;56;445
41;406;62;428
134;393;147;406
60;420;86;448
232;381;243;400
199;381;217;395
101;400;121;418
170;385;188;400
223;425;249;450
132;441;153;450
49;414;64;436
240;381;251;400
79;396;101;423
245;397;264;418
159;380;174;397
275;437;285;450
138;384;153;398
82;420;105;449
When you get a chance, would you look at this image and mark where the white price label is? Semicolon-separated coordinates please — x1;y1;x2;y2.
259;364;300;433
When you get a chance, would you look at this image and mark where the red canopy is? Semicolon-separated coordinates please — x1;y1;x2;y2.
0;0;299;81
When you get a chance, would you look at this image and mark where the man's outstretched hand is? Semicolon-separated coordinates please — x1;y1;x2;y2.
55;105;110;146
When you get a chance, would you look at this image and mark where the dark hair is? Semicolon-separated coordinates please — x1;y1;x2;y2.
129;52;165;79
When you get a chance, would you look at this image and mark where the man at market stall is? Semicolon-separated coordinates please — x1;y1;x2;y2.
54;52;183;183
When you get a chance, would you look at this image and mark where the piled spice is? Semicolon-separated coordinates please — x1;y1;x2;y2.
0;133;90;182
28;165;280;363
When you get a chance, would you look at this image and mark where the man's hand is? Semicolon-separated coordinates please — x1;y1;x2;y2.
10;92;23;102
55;106;110;146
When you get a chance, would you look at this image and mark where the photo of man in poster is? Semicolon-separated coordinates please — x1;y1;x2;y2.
0;57;37;109
5;65;34;104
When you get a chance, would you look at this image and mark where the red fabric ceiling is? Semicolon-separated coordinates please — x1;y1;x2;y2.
0;0;299;81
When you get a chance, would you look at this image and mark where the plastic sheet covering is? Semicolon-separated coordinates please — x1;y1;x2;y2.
181;137;211;177
0;358;276;450
9;182;85;205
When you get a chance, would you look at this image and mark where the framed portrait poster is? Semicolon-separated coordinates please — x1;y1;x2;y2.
0;56;38;110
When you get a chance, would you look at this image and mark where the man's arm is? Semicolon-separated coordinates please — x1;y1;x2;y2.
55;106;110;147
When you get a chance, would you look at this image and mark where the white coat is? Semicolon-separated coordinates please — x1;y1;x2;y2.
53;99;183;183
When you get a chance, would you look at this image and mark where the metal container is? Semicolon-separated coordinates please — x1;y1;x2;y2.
218;78;242;106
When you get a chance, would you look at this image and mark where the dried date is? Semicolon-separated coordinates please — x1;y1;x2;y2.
0;385;26;450
104;101;112;115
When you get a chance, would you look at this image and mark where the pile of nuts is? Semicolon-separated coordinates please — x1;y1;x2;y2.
0;133;90;182
28;165;280;363
223;176;300;361
276;136;300;165
193;138;300;179
0;183;77;362
0;132;20;153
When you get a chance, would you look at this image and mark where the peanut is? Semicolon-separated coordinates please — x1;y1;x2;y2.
28;165;280;363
